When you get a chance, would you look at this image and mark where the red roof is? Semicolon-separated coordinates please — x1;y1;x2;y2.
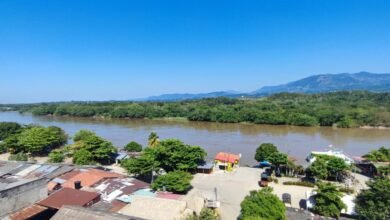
38;188;100;209
215;152;240;164
62;169;123;189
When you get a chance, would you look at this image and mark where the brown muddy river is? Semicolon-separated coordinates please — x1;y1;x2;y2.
0;111;389;165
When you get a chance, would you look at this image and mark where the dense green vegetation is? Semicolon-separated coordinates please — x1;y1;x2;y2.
1;122;119;164
306;156;349;181
121;138;207;176
71;130;118;165
0;122;22;140
5;91;390;127
355;177;390;220
151;171;193;193
239;187;286;220
0;122;68;157
121;136;206;192
311;183;346;218
363;147;390;162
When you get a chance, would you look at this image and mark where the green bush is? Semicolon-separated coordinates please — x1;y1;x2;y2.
240;187;286;220
151;171;193;193
48;150;65;163
283;181;315;187
8;152;28;161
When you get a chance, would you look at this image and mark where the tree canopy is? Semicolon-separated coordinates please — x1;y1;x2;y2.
0;122;22;140
311;183;346;218
154;139;207;171
124;141;142;152
2;125;68;155
254;143;278;162
306;156;349;181
151;171;193;193
71;130;117;165
363;147;390;162
121;147;160;176
121;139;207;176
239;187;286;220
355;177;390;220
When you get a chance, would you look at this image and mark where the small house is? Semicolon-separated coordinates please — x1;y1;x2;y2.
214;152;241;171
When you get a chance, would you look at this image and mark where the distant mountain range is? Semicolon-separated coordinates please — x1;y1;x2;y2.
142;91;242;101
143;72;390;101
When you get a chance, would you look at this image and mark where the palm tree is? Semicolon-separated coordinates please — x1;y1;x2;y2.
148;132;159;148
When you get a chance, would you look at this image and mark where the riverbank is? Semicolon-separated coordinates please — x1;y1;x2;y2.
1;111;389;166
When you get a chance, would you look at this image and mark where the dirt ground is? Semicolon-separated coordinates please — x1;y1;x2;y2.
188;167;370;220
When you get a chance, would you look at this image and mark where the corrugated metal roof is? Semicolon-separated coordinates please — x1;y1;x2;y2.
14;164;41;177
38;188;100;209
9;204;48;220
51;205;141;220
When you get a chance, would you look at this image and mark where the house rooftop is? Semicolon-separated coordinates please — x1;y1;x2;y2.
118;196;187;220
0;177;43;191
61;168;123;189
215;152;241;164
9;204;48;220
38;188;100;210
51;206;142;220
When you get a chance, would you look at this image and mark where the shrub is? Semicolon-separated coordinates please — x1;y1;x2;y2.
8;152;28;161
283;181;315;187
48;150;65;163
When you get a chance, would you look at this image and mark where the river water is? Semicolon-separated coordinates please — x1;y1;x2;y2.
0;111;389;165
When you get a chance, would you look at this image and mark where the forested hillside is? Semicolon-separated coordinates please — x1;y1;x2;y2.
3;91;390;127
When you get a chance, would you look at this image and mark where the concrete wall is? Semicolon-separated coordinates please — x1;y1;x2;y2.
0;178;48;217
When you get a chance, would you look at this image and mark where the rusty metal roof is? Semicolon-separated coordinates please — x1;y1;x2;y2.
9;204;48;220
38;188;100;210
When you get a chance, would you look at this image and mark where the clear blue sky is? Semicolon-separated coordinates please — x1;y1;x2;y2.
1;0;389;103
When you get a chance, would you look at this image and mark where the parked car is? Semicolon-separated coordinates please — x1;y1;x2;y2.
261;172;269;181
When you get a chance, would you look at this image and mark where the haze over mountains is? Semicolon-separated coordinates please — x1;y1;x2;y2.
144;72;390;101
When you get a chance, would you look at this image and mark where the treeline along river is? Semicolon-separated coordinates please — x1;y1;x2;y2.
0;111;389;165
5;91;390;128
